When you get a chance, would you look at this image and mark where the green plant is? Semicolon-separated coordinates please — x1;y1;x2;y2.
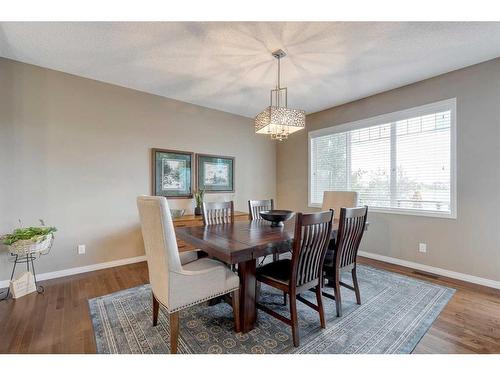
2;219;57;246
194;189;205;207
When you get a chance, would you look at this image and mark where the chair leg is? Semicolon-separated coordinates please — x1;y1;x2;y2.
255;281;261;302
273;253;279;262
352;267;361;305
315;285;326;328
289;293;300;347
334;279;342;317
152;293;159;327
169;312;179;354
231;290;241;332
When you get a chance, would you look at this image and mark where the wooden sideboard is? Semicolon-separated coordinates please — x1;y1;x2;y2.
173;211;249;252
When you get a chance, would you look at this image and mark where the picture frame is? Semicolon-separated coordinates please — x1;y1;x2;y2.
196;154;235;193
152;148;194;198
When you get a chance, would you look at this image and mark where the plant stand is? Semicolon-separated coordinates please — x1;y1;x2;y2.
0;253;45;300
0;234;53;301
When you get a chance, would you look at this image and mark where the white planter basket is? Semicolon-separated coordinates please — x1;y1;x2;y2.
7;233;54;257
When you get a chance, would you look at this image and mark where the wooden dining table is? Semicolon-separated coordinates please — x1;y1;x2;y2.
175;218;340;333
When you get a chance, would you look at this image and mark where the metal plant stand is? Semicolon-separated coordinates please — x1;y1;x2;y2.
0;254;45;300
0;234;53;301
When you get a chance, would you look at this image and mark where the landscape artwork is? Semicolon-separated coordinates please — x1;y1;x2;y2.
162;159;186;190
203;162;229;186
196;154;234;193
152;149;193;198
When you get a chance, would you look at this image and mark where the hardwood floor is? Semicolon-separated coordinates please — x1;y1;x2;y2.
1;257;499;354
0;262;149;354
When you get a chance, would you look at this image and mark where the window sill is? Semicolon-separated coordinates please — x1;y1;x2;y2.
308;204;456;219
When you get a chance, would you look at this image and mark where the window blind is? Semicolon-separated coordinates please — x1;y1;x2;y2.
309;100;455;217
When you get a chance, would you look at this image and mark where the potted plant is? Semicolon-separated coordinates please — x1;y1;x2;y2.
194;189;205;216
2;219;57;256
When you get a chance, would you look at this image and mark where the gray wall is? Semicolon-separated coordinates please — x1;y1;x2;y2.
277;58;500;282
0;57;276;280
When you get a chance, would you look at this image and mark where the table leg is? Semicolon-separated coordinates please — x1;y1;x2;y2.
238;259;257;333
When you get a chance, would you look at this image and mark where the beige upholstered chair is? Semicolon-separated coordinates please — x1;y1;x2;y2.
137;196;240;353
322;191;359;219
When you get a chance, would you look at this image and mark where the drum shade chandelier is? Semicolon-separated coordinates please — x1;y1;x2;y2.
254;49;306;141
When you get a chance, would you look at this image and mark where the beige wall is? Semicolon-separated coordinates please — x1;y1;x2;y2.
2;56;499;284
0;57;276;280
277;58;500;282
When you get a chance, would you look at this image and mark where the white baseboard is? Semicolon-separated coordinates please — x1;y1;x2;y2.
0;255;146;289
358;251;500;290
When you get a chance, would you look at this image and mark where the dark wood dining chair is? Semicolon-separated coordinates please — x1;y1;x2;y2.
322;206;368;317
248;199;283;264
255;210;333;347
202;201;234;225
248;199;274;220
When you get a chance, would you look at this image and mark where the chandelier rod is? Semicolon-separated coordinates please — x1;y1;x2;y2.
272;49;286;108
277;55;280;91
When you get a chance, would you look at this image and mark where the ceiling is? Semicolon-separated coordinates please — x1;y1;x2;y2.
1;22;500;118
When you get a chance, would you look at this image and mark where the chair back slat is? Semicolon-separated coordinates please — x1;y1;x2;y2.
335;206;368;269
291;210;333;288
248;199;274;220
202;201;234;225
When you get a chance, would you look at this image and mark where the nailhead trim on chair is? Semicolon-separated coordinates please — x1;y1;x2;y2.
156;287;240;313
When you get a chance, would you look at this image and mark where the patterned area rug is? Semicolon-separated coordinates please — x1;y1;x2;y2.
88;265;454;354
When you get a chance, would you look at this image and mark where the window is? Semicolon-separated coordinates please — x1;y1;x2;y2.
309;98;456;218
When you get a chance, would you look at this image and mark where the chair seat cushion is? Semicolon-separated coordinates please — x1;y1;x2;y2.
183;258;239;289
169;257;240;310
256;259;291;285
182;256;229;272
179;250;199;265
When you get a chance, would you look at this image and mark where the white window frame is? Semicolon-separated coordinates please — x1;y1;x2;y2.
308;98;457;219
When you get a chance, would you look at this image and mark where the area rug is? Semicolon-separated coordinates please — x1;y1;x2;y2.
88;265;454;354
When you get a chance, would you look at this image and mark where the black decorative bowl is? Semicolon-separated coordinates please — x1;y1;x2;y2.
259;210;295;227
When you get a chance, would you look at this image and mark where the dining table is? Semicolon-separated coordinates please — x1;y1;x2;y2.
175;218;341;333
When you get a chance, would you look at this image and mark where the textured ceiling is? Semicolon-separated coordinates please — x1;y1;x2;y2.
1;22;500;118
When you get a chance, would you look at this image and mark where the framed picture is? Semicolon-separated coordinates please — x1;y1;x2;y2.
152;148;193;198
196;154;235;193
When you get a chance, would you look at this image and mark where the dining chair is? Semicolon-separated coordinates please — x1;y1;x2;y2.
248;199;274;220
321;190;359;276
248;199;282;265
137;196;240;353
202;201;234;225
322;206;368;317
255;210;334;347
321;191;359;215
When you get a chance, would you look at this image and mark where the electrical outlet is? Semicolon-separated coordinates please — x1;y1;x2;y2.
418;243;427;253
78;244;86;255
